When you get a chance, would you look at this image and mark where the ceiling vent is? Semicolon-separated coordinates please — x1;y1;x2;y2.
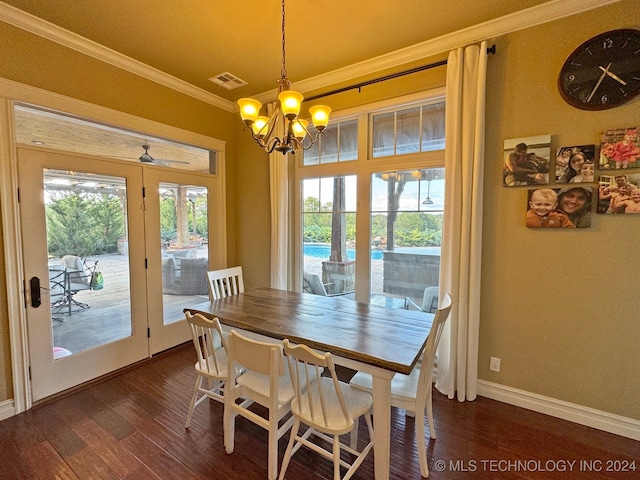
209;72;247;90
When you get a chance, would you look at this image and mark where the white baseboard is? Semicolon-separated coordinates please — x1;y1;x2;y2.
0;399;16;422
476;380;640;441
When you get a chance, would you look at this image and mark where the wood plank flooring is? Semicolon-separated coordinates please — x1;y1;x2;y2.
1;345;637;480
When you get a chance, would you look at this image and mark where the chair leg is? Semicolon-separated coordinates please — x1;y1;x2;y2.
278;419;300;480
426;387;436;439
185;375;202;428
268;414;279;480
332;434;341;480
224;403;235;454
416;408;429;478
349;416;359;450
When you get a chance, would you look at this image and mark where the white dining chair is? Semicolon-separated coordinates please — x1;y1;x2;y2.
184;311;237;428
349;292;452;478
279;339;374;480
223;330;301;480
207;266;244;301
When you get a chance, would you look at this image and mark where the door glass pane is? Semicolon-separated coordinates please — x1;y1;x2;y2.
302;176;356;296
45;169;131;356
160;183;209;325
370;168;444;309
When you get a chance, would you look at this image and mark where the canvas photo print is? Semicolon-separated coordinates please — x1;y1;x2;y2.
503;135;551;187
526;186;592;228
554;144;596;184
597;173;640;214
599;127;640;170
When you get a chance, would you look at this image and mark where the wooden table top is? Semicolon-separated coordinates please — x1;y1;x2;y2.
185;287;433;375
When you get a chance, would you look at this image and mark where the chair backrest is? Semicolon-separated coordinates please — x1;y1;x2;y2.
421;286;439;313
227;330;285;379
48;266;66;301
303;272;328;296
417;292;453;394
60;255;90;286
207;266;245;301
185;311;227;376
283;339;350;429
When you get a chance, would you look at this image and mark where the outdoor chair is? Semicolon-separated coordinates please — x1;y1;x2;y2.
279;339;374;480
405;286;439;314
58;255;99;314
350;293;453;478
207;266;244;301
303;272;353;297
48;265;67;322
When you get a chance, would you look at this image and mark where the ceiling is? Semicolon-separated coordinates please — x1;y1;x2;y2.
0;0;617;171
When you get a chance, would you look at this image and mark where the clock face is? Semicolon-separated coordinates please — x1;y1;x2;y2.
558;29;640;110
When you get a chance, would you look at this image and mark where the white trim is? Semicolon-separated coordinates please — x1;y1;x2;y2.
0;0;621;109
477;380;640;441
0;399;15;421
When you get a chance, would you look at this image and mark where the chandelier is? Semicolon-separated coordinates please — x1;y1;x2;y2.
237;0;331;155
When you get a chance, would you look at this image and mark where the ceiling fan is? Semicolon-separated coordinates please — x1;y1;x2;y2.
138;145;189;166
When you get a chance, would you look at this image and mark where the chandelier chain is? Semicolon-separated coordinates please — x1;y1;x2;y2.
280;0;287;79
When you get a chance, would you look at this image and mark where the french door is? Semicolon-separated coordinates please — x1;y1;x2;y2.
18;146;215;401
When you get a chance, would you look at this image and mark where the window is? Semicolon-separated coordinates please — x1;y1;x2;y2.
298;91;445;309
303;119;358;165
372;101;445;157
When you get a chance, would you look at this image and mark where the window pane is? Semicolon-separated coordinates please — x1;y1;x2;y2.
160;183;209;325
370;168;444;309
396;107;420;154
421;102;446;151
302;175;357;296
339;119;358;161
372;112;395;157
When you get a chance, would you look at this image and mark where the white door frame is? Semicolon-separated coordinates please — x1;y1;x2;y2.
0;78;227;414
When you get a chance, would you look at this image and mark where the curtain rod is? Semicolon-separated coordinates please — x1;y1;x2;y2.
305;44;496;102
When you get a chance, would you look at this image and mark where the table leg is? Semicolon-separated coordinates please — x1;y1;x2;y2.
371;372;392;480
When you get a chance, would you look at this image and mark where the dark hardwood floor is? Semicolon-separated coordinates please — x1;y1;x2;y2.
1;345;637;480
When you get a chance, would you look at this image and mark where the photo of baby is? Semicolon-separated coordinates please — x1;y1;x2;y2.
526;187;593;228
503;135;551;187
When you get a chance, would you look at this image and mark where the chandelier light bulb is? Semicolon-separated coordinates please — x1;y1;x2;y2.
252;116;270;137
309;105;331;130
292;119;308;139
238;98;262;124
278;90;303;119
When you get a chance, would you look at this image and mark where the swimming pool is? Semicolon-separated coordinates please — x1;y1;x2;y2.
303;244;440;260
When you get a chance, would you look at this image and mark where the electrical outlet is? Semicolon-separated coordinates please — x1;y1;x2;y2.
490;356;501;372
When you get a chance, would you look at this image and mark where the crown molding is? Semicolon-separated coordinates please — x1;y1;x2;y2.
0;1;234;112
0;0;622;111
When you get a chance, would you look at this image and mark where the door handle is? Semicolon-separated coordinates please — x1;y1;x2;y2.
30;276;41;308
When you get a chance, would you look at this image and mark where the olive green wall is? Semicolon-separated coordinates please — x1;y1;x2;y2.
481;2;639;419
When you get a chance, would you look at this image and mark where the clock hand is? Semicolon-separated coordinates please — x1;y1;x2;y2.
587;62;612;102
599;65;628;85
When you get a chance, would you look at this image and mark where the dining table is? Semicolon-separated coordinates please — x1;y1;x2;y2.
185;287;434;480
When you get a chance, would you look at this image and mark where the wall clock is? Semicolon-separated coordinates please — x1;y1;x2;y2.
558;29;640;110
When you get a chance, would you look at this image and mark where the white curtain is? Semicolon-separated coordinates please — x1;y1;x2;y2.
269;102;289;289
435;42;487;402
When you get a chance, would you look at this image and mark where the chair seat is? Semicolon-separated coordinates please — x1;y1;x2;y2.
292;377;372;435
236;360;321;406
350;368;421;406
193;349;231;377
